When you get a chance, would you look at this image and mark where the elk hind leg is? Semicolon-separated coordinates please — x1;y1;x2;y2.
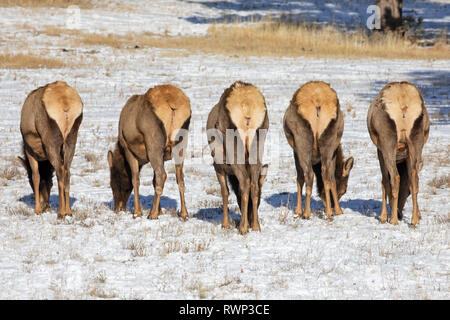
175;163;188;220
383;154;400;225
148;153;166;220
294;152;304;217
216;170;230;228
249;168;261;231
25;151;42;214
406;154;421;226
152;174;162;216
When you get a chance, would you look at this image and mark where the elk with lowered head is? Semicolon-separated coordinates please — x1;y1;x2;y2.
108;84;191;219
207;81;269;234
367;81;430;225
283;81;354;221
19;81;83;218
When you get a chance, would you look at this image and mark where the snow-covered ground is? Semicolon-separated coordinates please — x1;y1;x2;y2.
0;1;448;299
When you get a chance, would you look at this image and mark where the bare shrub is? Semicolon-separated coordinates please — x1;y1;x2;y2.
0;167;20;180
126;239;147;257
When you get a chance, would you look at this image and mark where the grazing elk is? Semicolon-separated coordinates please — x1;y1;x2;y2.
107;84;191;220
19;81;83;218
283;81;354;221
207;81;269;234
367;81;430;226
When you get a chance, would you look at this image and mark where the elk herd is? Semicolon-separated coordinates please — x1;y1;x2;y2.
18;80;430;233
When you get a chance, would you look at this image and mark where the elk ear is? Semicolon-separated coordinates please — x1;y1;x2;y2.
107;151;113;169
259;164;269;187
343;157;354;177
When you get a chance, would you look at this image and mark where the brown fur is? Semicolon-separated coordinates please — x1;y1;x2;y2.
19;81;83;218
225;82;266;152
382;82;423;144
42;81;82;140
146;85;191;145
295;81;338;150
108;84;191;219
284;81;353;220
207;81;269;234
367;81;430;225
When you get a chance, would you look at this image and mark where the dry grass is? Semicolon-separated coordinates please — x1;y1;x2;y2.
159;238;212;257
0;167;20;180
428;174;450;189
84;152;102;165
0;0;92;8
195;21;450;59
205;186;220;195
36;21;450;60
7;204;33;217
88;286;117;299
0;53;65;69
126;239;147;257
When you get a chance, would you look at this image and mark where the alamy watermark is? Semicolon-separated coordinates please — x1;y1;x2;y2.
366;5;381;30
169;121;282;169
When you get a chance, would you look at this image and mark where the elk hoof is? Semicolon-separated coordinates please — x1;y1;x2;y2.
334;208;343;216
147;213;158;220
239;225;248;235
251;223;261;232
389;218;398;225
327;217;334;222
57;213;64;220
180;209;188;221
221;221;230;229
302;211;311;220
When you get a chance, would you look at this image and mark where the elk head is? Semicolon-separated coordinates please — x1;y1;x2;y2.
107;144;132;212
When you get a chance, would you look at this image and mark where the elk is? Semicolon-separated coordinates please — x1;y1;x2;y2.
283;81;354;221
367;81;430;226
18;81;83;218
107;84;191;220
206;81;269;234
